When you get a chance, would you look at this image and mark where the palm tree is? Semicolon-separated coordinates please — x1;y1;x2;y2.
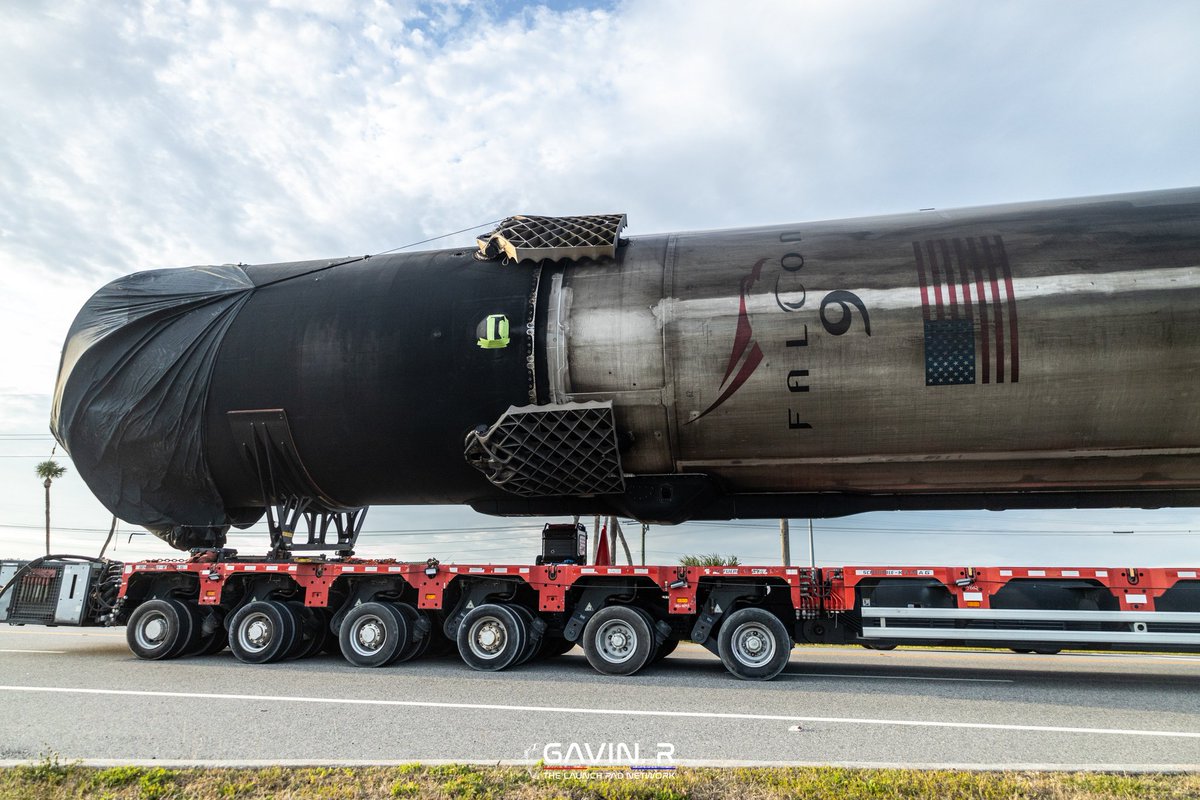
679;553;740;567
35;457;67;556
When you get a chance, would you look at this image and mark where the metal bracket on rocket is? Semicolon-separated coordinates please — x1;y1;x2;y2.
228;408;367;557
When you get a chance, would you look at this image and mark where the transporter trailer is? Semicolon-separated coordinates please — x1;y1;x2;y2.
2;524;1199;681
31;189;1200;678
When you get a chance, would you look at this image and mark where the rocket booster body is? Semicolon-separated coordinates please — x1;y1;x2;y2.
52;188;1200;549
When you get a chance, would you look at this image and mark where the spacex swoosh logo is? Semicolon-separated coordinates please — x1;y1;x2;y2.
688;258;769;424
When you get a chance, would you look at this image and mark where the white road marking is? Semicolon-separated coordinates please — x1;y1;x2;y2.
781;671;1012;683
0;684;1196;739
0;649;66;654
0;629;123;638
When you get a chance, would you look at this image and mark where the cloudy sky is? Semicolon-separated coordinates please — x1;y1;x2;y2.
2;0;1198;566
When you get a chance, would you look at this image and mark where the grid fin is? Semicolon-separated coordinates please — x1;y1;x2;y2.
465;401;625;496
476;214;627;263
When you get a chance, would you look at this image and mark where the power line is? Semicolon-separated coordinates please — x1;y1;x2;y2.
371;219;501;257
0;519;1194;539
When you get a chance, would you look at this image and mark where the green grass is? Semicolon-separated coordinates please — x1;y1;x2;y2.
1;762;1197;799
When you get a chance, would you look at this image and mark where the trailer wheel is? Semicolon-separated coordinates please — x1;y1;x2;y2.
457;604;525;671
321;611;345;656
298;608;331;658
536;636;576;659
422;616;457;657
651;638;680;663
284;601;326;660
717;608;791;681
126;598;195;660
582;605;654;676
197;631;229;655
507;605;543;666
628;606;672;667
391;603;429;663
408;613;434;660
862;642;898;651
340;602;409;667
229;600;298;664
191;609;228;656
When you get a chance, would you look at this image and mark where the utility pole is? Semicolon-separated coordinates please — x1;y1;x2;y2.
808;518;816;568
641;523;648;565
610;516;633;565
780;518;791;566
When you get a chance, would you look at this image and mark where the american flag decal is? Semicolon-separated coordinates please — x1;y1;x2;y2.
914;236;1019;386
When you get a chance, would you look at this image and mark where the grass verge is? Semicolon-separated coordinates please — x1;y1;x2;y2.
1;760;1197;799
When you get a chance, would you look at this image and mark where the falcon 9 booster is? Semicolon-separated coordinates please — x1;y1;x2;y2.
51;188;1200;550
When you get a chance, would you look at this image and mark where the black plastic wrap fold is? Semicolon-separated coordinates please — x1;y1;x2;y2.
50;265;254;534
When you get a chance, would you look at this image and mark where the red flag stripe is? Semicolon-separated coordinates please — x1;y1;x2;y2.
953;238;974;320
938;239;958;319
925;240;945;319
995;235;1020;382
980;237;1007;383
913;242;932;321
966;237;991;384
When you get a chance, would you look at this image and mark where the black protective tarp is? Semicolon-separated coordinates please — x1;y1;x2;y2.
51;265;254;535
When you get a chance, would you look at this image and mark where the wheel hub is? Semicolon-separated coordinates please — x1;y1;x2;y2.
358;621;382;649
732;622;775;667
142;617;165;643
472;620;505;656
246;619;270;646
596;620;636;663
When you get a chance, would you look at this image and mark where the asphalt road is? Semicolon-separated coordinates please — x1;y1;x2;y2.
0;626;1197;770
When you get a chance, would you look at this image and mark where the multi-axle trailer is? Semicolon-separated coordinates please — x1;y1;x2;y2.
4;525;1197;681
26;189;1200;679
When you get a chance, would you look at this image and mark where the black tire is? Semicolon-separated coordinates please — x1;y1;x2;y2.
717;607;792;681
582;605;655;676
1033;649;1061;655
228;600;297;664
322;611;345;655
126;598;195;660
629;606;672;666
298;608;331;658
457;603;526;671
651;637;680;663
285;601;326;660
391;603;430;663
340;602;410;667
862;642;898;651
190;608;228;656
170;604;207;658
507;605;542;666
422;615;457;657
536;635;577;659
197;628;229;655
408;619;434;660
1010;648;1034;654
